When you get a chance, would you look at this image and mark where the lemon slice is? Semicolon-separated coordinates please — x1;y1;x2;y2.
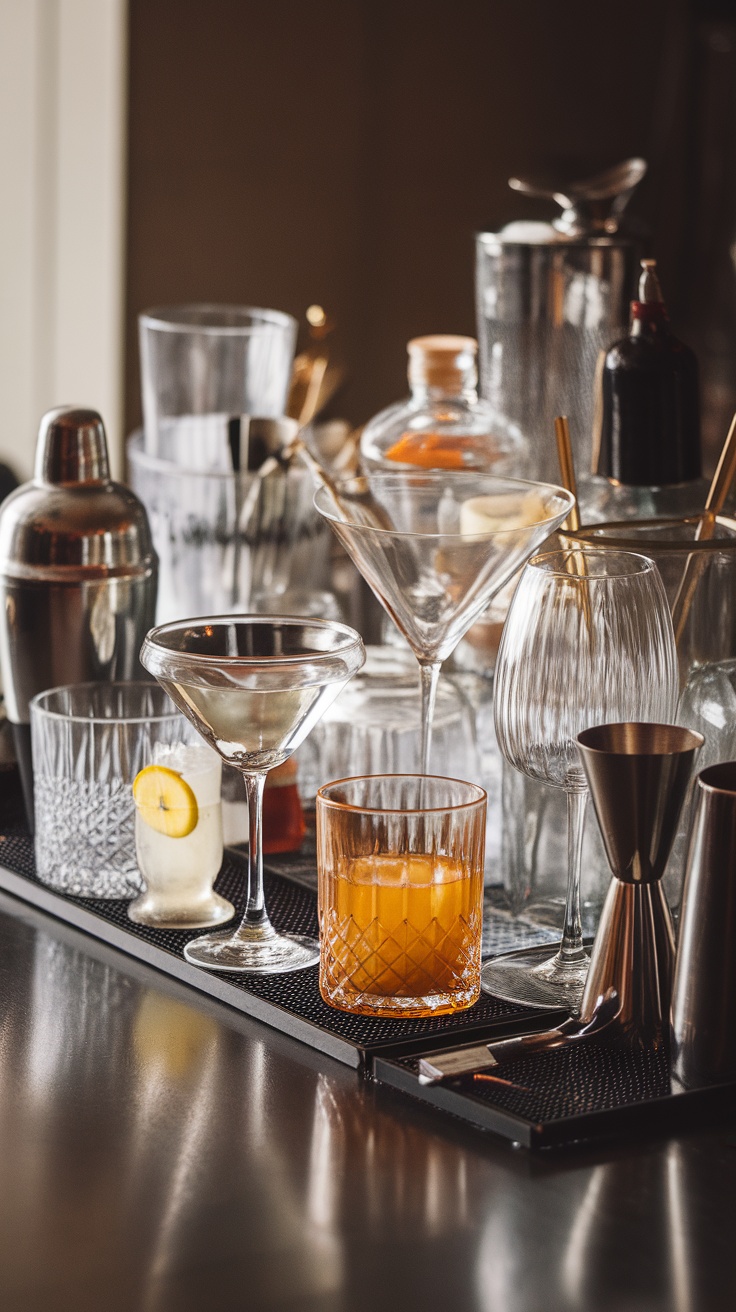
459;492;548;535
133;765;199;838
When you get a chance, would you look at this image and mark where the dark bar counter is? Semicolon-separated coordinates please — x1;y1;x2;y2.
0;889;734;1311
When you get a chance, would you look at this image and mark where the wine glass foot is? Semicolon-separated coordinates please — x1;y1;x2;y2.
183;927;320;974
481;944;589;1010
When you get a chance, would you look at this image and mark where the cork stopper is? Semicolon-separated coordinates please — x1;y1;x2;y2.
407;336;477;394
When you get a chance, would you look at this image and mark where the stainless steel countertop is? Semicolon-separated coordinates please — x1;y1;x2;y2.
1;888;734;1312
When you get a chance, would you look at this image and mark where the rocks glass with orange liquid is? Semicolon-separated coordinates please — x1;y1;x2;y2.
316;775;486;1017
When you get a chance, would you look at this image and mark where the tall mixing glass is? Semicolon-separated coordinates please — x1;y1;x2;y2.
314;472;574;773
141;616;365;973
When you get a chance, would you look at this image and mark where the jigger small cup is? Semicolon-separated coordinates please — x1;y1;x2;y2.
576;723;703;1049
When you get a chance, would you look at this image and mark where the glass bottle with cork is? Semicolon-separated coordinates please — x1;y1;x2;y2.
360;335;528;475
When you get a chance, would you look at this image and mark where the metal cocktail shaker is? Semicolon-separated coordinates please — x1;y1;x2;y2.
0;407;158;824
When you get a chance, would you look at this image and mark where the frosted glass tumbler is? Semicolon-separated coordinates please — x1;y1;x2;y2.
139;304;297;455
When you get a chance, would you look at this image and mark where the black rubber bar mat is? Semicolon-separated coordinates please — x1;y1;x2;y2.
0;771;562;1071
374;1042;736;1150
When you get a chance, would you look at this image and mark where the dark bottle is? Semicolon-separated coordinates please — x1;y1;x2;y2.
583;260;707;520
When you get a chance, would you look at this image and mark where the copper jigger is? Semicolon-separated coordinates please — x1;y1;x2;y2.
672;762;736;1087
577;723;703;1049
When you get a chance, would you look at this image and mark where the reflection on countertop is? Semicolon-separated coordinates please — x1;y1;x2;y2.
0;893;735;1311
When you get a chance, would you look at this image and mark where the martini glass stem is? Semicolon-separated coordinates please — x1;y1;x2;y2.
419;660;442;775
239;770;274;936
556;788;587;964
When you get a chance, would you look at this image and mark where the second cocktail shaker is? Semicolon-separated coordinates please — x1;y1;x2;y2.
0;407;158;823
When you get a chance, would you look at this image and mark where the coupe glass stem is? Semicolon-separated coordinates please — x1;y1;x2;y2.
556;787;587;964
419;659;442;775
239;770;274;936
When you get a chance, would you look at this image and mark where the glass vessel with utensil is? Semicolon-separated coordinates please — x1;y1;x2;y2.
483;549;678;1009
314;471;573;774
141;616;365;973
139;304;297;455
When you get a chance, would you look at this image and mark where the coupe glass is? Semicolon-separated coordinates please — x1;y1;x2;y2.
482;549;678;1009
314;472;574;773
141;616;365;973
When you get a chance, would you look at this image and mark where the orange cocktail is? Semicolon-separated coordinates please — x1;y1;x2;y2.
317;776;486;1017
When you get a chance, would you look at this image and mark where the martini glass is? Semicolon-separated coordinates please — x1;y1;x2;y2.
314;472;574;772
141;616;365;973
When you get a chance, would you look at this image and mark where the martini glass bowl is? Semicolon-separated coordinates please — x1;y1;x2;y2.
314;472;574;772
141;615;365;973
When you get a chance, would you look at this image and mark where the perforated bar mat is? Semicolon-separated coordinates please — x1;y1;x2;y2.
7;771;731;1150
0;771;561;1070
375;1040;736;1149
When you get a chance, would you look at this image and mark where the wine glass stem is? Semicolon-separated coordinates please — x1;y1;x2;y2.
559;788;587;961
239;770;273;933
419;660;442;775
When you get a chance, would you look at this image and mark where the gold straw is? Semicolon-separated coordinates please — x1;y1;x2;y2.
672;411;736;646
554;416;581;532
554;415;592;634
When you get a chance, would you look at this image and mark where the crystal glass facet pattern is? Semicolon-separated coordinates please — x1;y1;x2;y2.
30;683;196;898
317;775;486;1017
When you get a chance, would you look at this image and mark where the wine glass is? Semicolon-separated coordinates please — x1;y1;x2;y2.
482;549;678;1009
141;616;365;973
314;472;574;773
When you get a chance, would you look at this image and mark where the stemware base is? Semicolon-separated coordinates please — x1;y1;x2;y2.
183;925;320;974
481;942;589;1010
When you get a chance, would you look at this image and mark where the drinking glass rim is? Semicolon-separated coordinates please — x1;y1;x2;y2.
30;681;181;726
139;304;297;336
527;547;656;581
142;614;365;669
562;514;736;554
314;473;574;540
316;773;487;814
126;427;304;481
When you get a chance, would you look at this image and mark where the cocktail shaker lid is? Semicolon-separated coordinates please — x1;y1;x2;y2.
0;406;156;581
34;406;110;483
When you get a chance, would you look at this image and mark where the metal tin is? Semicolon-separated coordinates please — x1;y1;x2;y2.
671;761;736;1087
0;407;157;816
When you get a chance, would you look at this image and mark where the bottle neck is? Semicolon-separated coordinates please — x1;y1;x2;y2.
409;381;478;405
630;301;669;338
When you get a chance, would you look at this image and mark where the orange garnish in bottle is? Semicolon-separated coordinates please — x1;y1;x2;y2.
385;432;481;470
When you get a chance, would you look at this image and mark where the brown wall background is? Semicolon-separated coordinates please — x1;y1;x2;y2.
125;0;736;458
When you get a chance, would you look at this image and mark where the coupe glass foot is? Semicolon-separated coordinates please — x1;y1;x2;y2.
183;927;320;974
